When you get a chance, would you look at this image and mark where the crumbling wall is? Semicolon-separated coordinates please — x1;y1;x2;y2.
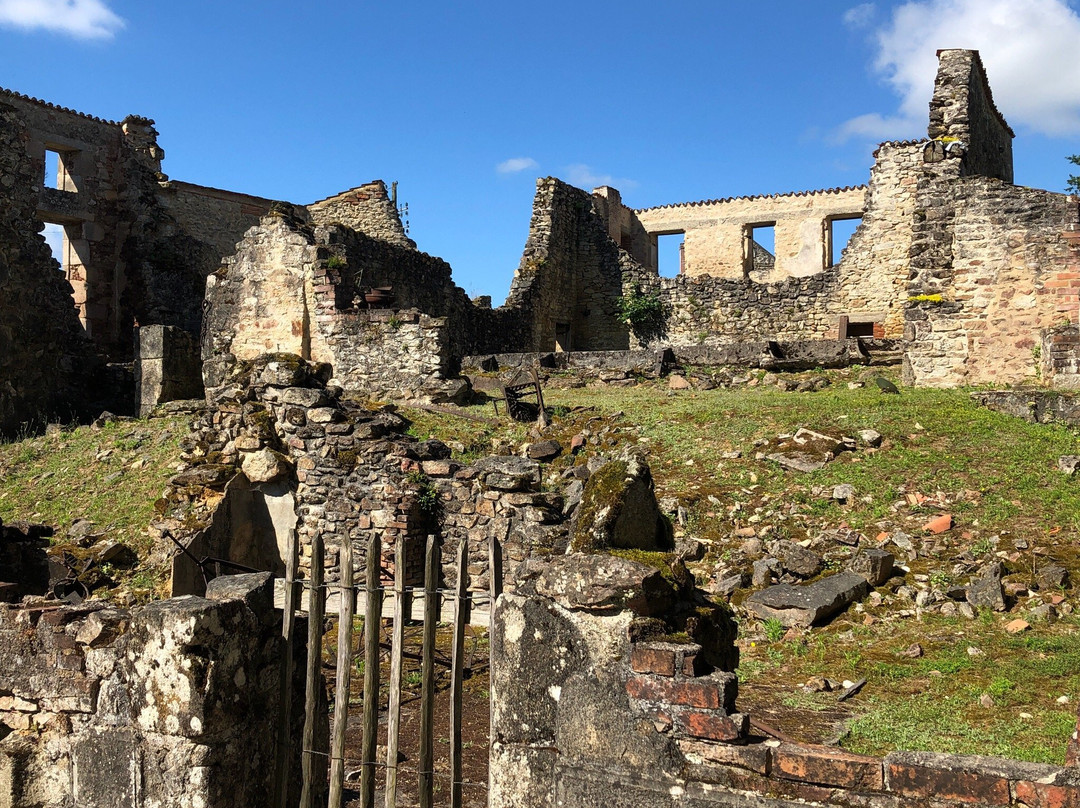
634;187;866;280
165;355;568;598
0;86;274;369
307;180;415;247
489;559;1080;808
0;573;312;808
827;141;924;338
0;99;91;433
905;179;1080;387
504;178;636;352
929;49;1014;183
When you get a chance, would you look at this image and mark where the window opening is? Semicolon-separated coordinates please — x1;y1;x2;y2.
42;222;66;272
746;223;776;277
827;216;862;267
657;232;685;278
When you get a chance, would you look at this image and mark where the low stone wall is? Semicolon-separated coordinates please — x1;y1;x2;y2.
489;558;1080;808
462;340;885;382
0;573;314;808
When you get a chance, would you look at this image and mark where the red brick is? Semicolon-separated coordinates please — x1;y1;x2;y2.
677;739;771;774
773;743;884;791
625;675;722;709
887;761;1009;804
1014;781;1080;808
630;645;676;677
673;710;748;742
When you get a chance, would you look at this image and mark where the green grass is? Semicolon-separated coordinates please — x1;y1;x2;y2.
0;416;185;553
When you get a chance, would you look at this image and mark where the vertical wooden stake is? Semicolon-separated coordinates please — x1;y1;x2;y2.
488;525;505;739
328;540;354;808
449;536;469;808
360;535;383;808
418;536;439;808
273;529;299;808
300;533;326;808
384;534;406;808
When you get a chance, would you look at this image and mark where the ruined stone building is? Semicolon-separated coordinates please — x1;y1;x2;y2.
2;48;1079;433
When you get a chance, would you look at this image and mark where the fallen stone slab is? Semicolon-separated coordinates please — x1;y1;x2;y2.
765;428;854;473
744;572;870;627
848;548;895;587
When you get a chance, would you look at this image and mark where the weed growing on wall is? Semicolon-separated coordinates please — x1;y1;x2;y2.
617;286;667;346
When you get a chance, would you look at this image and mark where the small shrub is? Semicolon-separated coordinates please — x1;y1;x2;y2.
326;254;346;270
617;286;667;345
763;617;785;642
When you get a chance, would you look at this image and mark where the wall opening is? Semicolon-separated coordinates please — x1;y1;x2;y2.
44;147;76;192
827;216;862;267
745;222;776;279
42;222;67;272
656;232;685;277
554;322;572;352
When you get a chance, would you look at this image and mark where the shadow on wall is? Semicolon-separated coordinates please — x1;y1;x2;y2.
171;476;297;596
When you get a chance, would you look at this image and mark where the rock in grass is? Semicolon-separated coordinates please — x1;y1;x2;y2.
744;572;870;627
569;447;672;552
966;562;1006;612
849;549;895;586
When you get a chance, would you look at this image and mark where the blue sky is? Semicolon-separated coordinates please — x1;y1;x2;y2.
3;0;1079;302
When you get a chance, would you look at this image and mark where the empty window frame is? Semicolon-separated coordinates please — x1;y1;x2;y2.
656;231;685;278
44;147;77;192
826;216;863;267
745;222;776;276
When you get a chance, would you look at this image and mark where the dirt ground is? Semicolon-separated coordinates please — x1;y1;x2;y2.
331;621;491;808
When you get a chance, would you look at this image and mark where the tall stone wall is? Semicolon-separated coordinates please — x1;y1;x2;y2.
633;186;866;280
202;211;512;403
0;86;278;365
929;49;1014;183
0;573;314;808
504;178;636;352
905;178;1080;387
0;99;92;434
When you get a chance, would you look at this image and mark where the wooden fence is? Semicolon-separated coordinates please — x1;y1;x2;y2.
272;530;502;808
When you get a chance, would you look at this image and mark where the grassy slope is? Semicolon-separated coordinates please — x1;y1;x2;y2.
403;369;1080;763
0;416;185;592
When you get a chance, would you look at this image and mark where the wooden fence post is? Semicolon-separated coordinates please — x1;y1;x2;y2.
360;535;383;808
328;540;354;808
300;533;326;808
273;528;299;808
384;534;406;808
418;536;439;808
449;536;469;808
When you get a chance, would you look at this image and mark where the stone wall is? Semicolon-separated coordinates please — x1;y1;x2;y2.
164;355;567;602
490;562;1080;808
905;177;1080;387
0;99;92;434
633;186;866;280
0;573;314;808
135;325;203;417
929;49;1014;183
504;178;637;352
202;211;496;404
307;180;415;248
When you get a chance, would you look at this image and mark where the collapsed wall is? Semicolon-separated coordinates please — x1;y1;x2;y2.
0;573;313;808
0;100;91;433
490;561;1080;808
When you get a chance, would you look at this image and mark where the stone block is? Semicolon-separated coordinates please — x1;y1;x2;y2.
772;742;884;791
884;751;1012;804
672;710;748;742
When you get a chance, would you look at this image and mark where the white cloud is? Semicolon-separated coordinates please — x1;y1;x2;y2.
843;3;877;29
838;0;1080;140
563;163;638;191
0;0;124;40
496;157;539;175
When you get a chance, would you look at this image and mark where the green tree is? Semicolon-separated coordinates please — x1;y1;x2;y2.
1068;154;1080;195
